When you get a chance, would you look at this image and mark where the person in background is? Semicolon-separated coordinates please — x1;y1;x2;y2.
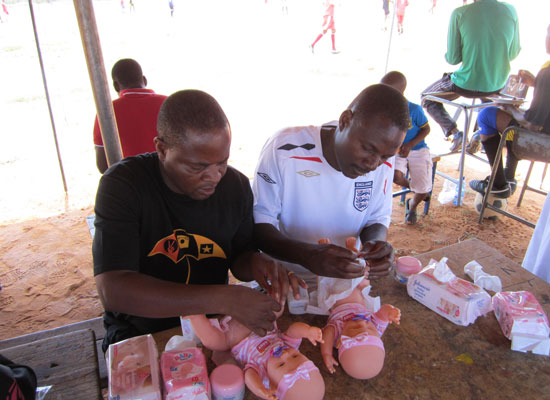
381;71;432;225
421;0;520;153
93;58;167;173
93;90;296;352
252;84;410;288
310;0;339;54
469;24;550;199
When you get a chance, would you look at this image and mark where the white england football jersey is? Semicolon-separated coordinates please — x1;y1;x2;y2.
253;124;394;276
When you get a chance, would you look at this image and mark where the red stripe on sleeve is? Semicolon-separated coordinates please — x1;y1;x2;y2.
290;156;323;163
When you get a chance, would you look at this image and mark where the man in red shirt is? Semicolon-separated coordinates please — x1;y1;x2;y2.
93;59;167;173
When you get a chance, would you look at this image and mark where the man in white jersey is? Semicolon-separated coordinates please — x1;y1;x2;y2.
253;84;410;284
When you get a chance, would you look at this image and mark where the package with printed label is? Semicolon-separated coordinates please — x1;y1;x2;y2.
107;334;162;400
492;291;550;348
407;258;492;326
161;347;211;400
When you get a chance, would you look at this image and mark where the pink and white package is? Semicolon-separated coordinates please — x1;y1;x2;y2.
492;291;550;355
160;347;211;400
407;257;492;326
107;334;162;400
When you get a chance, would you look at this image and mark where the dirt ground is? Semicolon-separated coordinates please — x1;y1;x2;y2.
1;0;549;340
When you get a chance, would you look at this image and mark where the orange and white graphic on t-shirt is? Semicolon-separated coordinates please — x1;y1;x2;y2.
148;229;226;264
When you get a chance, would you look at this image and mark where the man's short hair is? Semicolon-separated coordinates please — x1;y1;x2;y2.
157;89;230;147
111;58;143;88
380;71;407;93
349;84;410;132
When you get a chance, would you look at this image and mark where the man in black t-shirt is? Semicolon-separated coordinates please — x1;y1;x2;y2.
93;90;297;351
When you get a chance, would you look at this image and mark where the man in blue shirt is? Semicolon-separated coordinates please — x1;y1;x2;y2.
382;71;432;225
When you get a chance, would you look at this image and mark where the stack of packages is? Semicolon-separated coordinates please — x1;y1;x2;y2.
107;328;211;399
493;291;550;355
406;257;550;356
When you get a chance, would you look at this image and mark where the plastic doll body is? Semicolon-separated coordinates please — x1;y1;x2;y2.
186;313;325;400
320;283;400;379
318;237;400;379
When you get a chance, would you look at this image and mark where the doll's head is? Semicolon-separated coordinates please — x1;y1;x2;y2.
337;317;385;379
266;347;325;400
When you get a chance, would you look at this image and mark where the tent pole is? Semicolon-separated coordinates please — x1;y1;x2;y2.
384;0;397;74
28;0;68;194
73;0;122;168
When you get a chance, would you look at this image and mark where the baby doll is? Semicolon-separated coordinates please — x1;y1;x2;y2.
319;238;401;380
185;307;325;400
320;278;400;379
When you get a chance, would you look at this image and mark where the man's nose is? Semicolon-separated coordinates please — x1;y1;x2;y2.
202;165;224;183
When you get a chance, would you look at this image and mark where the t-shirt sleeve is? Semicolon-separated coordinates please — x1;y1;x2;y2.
445;9;462;65
252;134;284;227
93;115;104;147
412;104;429;129
229;173;257;265
92;166;141;275
281;333;302;350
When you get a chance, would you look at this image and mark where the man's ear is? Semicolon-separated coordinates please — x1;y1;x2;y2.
154;137;167;160
142;75;148;87
113;81;121;93
338;109;353;131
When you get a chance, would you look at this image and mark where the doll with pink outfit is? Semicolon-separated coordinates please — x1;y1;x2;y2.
185;306;325;400
319;238;401;379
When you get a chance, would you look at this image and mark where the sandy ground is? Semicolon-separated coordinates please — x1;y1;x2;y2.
1;0;549;340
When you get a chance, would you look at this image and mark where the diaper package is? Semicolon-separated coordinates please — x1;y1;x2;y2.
107;334;162;400
407;257;492;326
161;336;211;399
492;291;550;355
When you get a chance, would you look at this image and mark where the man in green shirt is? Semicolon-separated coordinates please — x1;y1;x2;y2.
421;0;520;152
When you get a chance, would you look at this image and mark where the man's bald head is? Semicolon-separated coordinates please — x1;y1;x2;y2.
157;89;230;147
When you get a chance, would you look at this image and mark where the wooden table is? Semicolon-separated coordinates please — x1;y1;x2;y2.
155;239;550;400
0;328;102;399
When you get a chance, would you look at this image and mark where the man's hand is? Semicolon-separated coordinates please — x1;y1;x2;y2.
358;240;395;279
302;242;366;278
518;69;536;87
398;142;414;158
226;286;281;337
250;252;307;302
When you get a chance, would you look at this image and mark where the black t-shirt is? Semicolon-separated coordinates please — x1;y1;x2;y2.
93;153;254;348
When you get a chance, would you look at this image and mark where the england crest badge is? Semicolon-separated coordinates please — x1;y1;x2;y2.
353;181;372;212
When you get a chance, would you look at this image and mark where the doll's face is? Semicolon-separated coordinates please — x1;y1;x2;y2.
341;319;380;339
267;347;310;385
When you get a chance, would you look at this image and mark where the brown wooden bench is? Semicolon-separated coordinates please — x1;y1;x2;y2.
0;316;108;389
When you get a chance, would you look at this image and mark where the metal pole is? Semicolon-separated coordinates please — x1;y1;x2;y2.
73;0;122;168
28;0;68;193
384;0;397;74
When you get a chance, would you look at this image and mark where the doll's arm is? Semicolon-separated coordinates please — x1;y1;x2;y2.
320;325;338;373
375;304;401;324
244;368;277;400
185;314;230;351
284;322;323;346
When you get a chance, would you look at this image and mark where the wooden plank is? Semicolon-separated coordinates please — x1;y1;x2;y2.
1;329;101;400
0;317;105;350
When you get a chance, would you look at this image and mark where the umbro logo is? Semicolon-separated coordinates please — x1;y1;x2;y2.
297;170;320;178
257;172;276;184
278;143;316;151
